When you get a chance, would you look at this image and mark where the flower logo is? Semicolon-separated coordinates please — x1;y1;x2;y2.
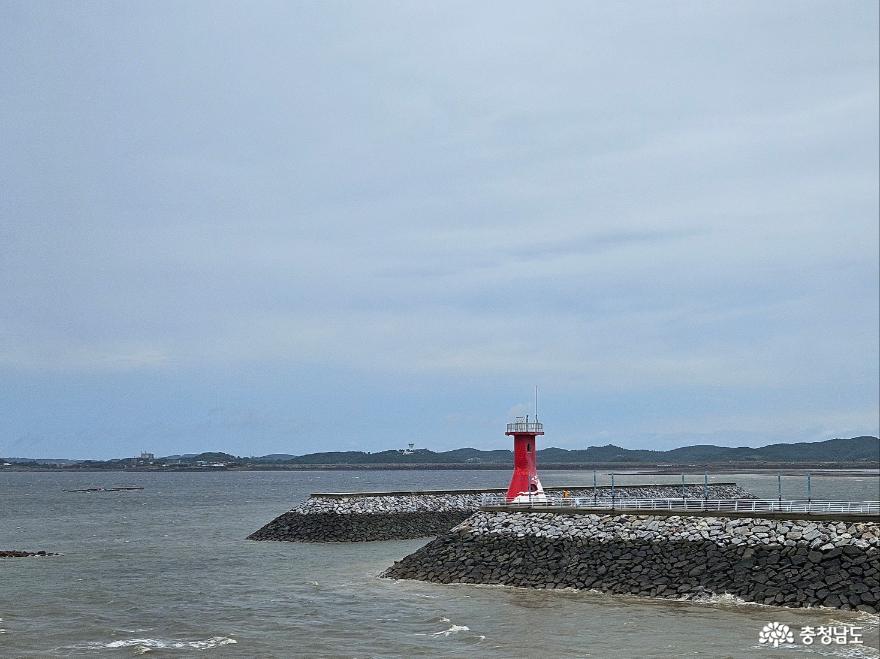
759;622;794;647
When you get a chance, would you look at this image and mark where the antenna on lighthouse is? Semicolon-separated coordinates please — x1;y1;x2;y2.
535;385;539;422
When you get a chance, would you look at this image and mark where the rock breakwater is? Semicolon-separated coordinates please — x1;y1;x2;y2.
248;484;754;543
382;511;880;612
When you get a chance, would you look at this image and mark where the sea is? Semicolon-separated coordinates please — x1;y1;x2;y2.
1;470;878;657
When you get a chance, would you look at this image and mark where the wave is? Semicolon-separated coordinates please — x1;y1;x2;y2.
752;643;878;658
683;591;753;606
96;636;237;651
431;625;470;637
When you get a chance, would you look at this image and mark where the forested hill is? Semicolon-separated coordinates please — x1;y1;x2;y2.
227;435;879;464
535;436;879;464
6;436;877;469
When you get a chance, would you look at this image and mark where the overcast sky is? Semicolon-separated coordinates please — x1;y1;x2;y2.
1;1;878;459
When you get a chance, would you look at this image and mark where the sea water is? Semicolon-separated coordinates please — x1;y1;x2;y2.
1;470;878;657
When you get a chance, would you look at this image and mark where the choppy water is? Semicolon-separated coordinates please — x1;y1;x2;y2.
1;470;878;657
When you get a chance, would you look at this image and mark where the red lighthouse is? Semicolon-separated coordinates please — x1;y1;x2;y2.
505;414;546;503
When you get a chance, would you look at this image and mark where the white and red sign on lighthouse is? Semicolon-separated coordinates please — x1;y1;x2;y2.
505;413;547;503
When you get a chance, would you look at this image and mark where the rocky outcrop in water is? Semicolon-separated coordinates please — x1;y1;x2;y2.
248;484;754;543
0;550;57;558
382;511;880;612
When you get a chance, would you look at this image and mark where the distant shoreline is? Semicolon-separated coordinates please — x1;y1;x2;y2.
2;462;878;474
5;435;875;473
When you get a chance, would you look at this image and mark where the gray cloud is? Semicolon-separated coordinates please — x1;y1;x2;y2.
1;0;877;456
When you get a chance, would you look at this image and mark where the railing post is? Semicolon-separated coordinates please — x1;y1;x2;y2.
611;473;615;510
777;473;782;504
703;473;708;507
681;473;686;505
807;473;811;503
593;470;597;505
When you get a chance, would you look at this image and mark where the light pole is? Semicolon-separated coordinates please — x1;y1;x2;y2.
611;473;615;510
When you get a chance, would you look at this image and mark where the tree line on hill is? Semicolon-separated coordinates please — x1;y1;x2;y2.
246;436;879;464
5;436;876;468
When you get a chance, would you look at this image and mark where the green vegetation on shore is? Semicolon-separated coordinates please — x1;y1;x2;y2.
3;436;877;471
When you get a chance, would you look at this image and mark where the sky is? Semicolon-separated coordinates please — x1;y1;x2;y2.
1;1;878;459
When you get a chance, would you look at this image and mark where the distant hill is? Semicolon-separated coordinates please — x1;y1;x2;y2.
531;436;879;464
182;435;879;465
3;457;81;465
5;436;877;468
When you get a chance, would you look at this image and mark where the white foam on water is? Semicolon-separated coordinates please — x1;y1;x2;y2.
669;591;776;610
432;625;470;637
761;644;878;658
691;592;753;607
99;636;237;650
186;637;238;650
849;609;880;625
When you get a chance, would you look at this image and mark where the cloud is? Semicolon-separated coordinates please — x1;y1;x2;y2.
0;1;877;456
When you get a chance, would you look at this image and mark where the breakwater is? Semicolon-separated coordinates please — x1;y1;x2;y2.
247;483;753;542
382;510;880;612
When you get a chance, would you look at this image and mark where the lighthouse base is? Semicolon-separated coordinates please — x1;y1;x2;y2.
508;489;548;505
506;473;547;504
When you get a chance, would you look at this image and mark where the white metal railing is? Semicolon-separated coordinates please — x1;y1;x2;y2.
506;421;543;433
480;495;880;516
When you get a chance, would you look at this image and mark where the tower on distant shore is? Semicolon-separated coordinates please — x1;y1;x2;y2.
505;408;546;503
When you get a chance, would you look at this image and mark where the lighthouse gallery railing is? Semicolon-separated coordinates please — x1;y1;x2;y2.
506;421;543;433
